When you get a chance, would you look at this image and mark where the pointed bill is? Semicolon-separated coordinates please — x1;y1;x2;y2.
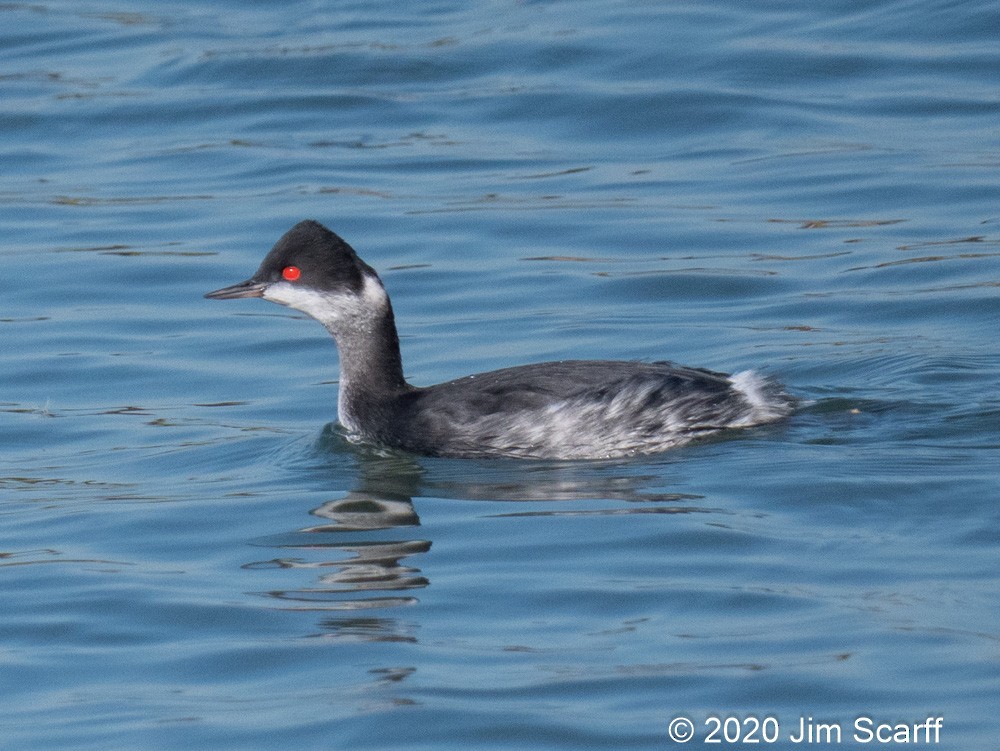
204;279;267;300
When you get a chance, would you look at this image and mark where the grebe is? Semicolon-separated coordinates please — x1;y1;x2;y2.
205;220;793;459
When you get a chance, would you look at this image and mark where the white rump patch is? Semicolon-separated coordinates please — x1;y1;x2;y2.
728;370;791;423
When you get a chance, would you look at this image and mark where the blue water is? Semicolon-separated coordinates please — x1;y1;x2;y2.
2;1;998;748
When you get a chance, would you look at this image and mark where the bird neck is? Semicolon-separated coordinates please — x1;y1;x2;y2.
325;291;409;433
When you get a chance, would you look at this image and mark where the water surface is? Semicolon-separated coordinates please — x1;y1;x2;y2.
2;1;998;748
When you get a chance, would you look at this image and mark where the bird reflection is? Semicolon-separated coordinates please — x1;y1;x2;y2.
304;494;420;532
242;451;429;642
244;434;711;641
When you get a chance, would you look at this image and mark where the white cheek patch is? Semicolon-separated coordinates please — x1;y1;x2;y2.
261;274;389;332
263;282;350;321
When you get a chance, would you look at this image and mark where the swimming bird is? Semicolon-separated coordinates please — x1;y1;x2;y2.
205;220;794;459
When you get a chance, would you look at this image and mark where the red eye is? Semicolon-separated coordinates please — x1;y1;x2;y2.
282;266;301;281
